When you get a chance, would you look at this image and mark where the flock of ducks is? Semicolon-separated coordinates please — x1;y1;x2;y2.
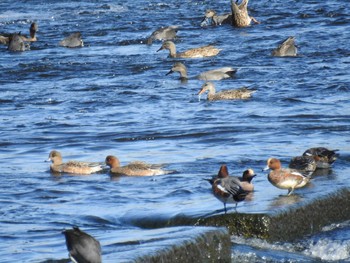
1;0;337;262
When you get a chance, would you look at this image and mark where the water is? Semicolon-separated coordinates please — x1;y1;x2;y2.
0;0;350;262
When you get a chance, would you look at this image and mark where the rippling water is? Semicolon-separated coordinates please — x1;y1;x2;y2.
1;0;350;262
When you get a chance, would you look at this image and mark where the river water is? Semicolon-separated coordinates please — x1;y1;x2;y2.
0;0;349;262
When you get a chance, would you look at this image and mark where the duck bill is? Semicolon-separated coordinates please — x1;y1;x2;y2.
45;158;51;162
166;70;174;76
156;47;164;52
198;88;205;95
262;165;270;171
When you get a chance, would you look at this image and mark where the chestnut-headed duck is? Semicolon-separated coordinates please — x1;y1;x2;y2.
0;22;38;45
157;41;221;58
239;169;256;192
206;165;248;213
272;36;297;57
46;150;104;175
105;155;174;176
147;26;179;45
201;9;232;27
303;147;339;169
62;227;101;263
264;158;310;195
288;155;316;176
59;32;84;48
231;0;260;27
198;82;256;101
166;62;236;81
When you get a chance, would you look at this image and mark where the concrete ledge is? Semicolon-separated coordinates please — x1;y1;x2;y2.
133;227;231;263
131;187;350;242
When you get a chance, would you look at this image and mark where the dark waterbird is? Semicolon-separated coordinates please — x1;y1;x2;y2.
206;165;248;214
303;147;339;169
62;227;102;263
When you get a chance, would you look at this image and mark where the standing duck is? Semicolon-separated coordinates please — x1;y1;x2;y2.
207;165;248;213
272;36;298;57
231;0;260;27
147;25;179;45
62;227;102;263
46;150;104;175
264;158;310;195
166;62;236;81
157;41;221;58
105;155;174;176
198;82;256;101
303;147;339;169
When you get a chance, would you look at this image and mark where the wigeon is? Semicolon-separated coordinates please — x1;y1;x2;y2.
201;9;232;27
59;32;84;48
146;25;179;45
7;33;27;52
157;41;221;58
46;150;104;175
272;36;298;57
166;62;236;81
198;82;256;101
264;158;310;195
303;147;339;169
206;165;248;213
231;0;260;28
288;155;316;176
239;169;256;192
62;227;101;263
105;155;174;176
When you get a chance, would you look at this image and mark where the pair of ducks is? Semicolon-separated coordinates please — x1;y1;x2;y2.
46;150;174;176
0;22;83;51
209;147;339;213
201;0;260;27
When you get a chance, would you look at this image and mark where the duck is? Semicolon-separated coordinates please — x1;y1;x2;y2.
59;32;84;48
166;62;236;81
239;169;256;192
146;25;179;45
105;155;174;176
231;0;260;27
272;36;297;57
46;150;104;175
303;147;339;169
0;22;38;45
7;33;27;52
62;227;102;263
206;165;248;213
288;155;316;176
201;9;232;26
264;158;310;195
198;82;256;101
157;41;221;58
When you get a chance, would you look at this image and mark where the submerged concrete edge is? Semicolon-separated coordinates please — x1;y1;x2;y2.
133;228;231;263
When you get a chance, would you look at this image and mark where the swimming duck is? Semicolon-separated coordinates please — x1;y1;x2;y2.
231;0;260;27
147;25;179;45
166;62;236;81
303;147;339;169
201;9;232;26
59;32;84;48
0;22;38;45
46;150;104;175
206;165;248;213
264;158;310;195
198;82;256;101
7;33;27;52
288;155;316;176
62;227;102;263
105;155;174;176
239;169;256;192
272;36;297;57
157;41;221;58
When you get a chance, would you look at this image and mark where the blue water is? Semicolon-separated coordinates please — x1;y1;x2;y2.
0;0;350;262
